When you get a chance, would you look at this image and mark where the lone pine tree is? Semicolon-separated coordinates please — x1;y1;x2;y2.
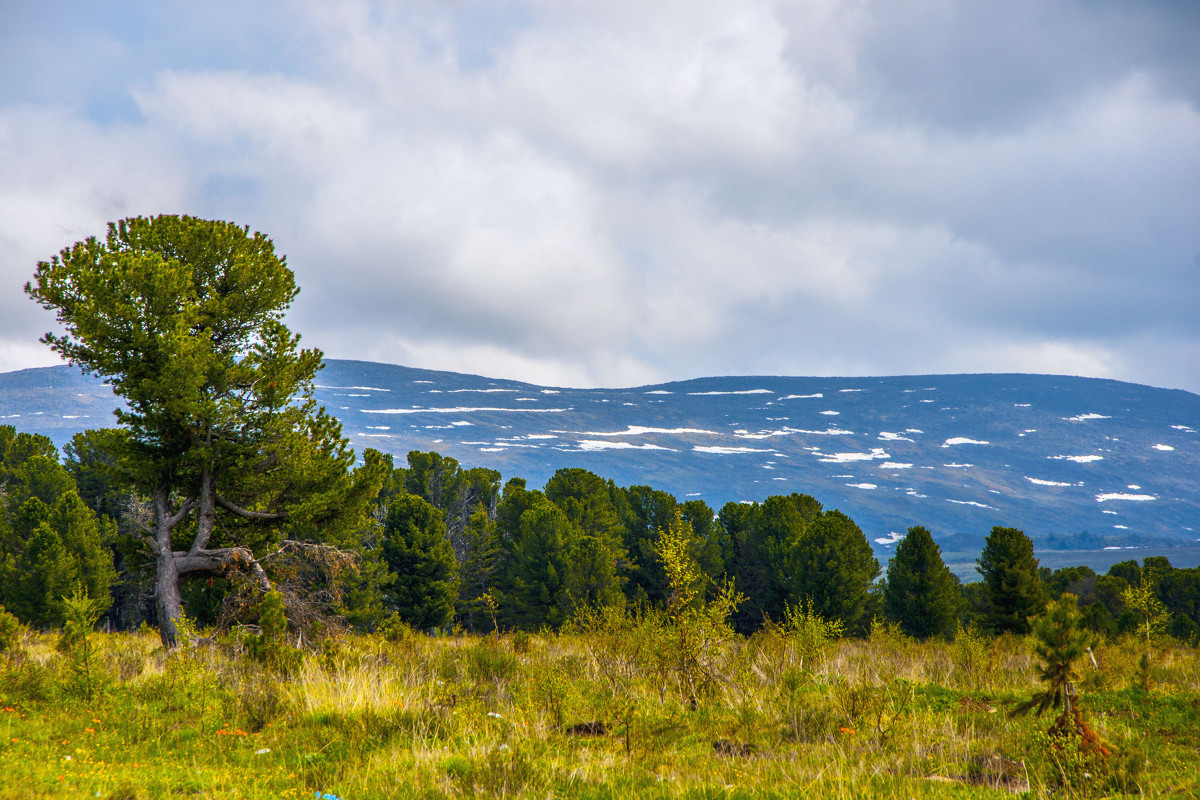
27;215;382;647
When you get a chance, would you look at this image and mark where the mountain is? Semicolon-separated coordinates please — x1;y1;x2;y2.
3;360;1198;576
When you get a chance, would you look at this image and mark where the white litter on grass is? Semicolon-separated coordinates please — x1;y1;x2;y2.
687;388;773;396
780;393;823;399
817;448;889;463
694;445;776;454
580;425;717;436
875;531;905;546
947;499;994;509
1152;444;1175;451
1026;477;1075;487
943;437;988;447
846;482;877;490
1096;493;1155;502
1050;455;1104;463
1064;413;1111;422
365;406;569;414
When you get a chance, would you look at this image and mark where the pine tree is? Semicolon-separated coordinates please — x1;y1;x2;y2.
977;526;1047;634
789;510;880;634
0;427;115;628
27;216;384;647
883;526;959;639
381;493;459;630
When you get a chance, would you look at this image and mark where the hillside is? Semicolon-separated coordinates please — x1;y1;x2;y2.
2;360;1197;573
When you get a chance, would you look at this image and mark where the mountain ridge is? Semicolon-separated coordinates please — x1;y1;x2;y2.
3;359;1197;576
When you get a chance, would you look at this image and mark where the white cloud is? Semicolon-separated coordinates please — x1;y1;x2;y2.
1;0;1197;392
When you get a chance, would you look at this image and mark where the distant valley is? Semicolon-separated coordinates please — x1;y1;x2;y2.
3;360;1198;577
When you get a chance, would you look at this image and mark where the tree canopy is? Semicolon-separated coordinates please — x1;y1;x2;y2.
26;215;383;646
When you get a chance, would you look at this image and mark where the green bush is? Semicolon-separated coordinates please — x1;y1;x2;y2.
0;606;21;652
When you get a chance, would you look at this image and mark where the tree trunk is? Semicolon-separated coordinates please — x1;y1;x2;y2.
155;544;184;649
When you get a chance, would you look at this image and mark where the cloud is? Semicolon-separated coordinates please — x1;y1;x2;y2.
1;0;1197;393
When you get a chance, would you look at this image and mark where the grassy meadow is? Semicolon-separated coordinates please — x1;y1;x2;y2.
1;619;1198;799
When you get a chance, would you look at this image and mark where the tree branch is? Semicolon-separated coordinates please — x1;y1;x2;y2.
215;493;288;521
173;546;271;592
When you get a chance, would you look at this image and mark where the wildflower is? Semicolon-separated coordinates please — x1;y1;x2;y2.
85;728;95;734
838;726;855;735
256;748;271;755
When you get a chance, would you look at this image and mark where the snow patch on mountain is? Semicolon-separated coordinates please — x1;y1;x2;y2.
687;389;772;396
1026;477;1075;487
577;440;676;452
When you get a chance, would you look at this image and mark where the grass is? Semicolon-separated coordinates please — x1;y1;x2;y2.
1;622;1198;799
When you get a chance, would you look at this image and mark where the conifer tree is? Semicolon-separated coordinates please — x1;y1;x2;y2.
381;493;459;629
0;427;115;628
883;526;959;639
790;509;880;634
27;215;384;647
977;526;1047;634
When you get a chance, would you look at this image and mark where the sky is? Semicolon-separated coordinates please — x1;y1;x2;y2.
2;0;1198;392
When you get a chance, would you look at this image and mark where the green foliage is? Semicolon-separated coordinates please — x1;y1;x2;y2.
245;590;299;672
1013;594;1099;723
781;599;844;671
0;426;116;628
883;526;959;639
56;585;107;700
977;525;1047;634
1121;568;1170;646
26;215;383;647
381;492;459;629
789;510;880;634
0;606;22;652
655;511;744;707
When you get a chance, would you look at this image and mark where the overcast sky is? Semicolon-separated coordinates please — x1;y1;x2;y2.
2;1;1198;392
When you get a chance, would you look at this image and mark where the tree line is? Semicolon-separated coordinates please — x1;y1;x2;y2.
8;214;1199;647
4;424;1199;646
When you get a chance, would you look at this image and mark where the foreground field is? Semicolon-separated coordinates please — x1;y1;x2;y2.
1;623;1198;799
